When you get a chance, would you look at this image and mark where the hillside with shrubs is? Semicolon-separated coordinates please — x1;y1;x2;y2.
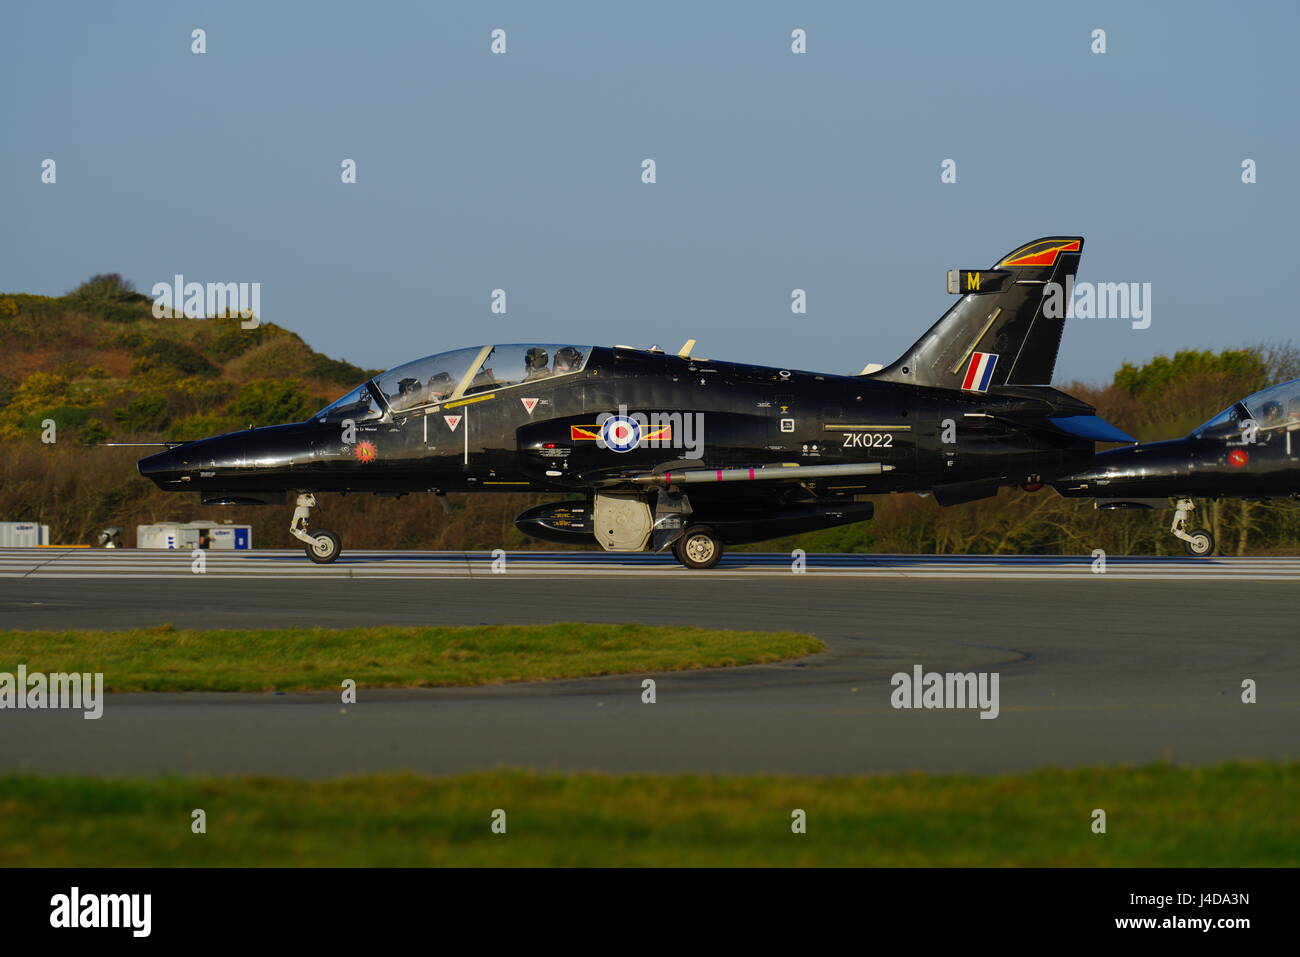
0;273;374;444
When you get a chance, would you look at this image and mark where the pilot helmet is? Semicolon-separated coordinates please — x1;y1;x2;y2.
554;346;582;371
1261;400;1283;422
525;347;549;370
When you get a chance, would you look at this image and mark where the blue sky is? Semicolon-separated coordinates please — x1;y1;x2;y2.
3;0;1296;385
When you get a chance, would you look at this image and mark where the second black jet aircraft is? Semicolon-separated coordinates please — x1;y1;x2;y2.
1054;376;1300;555
140;235;1135;568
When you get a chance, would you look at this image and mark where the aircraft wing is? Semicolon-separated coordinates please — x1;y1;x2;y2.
963;410;1136;444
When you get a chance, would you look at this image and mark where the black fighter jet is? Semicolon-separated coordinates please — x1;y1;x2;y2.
139;235;1135;569
1053;377;1300;556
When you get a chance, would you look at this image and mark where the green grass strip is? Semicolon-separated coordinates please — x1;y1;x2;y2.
0;623;822;692
0;762;1295;866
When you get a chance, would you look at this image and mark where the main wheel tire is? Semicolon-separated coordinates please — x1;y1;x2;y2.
673;526;724;570
306;529;342;564
1183;528;1214;557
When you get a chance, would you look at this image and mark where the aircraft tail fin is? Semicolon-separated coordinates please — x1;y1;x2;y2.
870;236;1083;391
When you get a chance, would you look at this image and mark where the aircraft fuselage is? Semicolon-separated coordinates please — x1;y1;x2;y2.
140;346;1094;506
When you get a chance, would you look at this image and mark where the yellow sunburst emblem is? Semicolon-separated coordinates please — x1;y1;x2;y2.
354;440;377;463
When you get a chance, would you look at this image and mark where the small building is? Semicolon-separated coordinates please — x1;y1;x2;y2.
137;522;252;550
0;522;51;547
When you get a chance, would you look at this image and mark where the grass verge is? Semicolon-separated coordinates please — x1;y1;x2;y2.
0;762;1295;866
0;623;822;692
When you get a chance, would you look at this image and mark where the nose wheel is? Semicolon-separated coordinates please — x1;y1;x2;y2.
306;529;342;564
1171;498;1215;557
1182;527;1214;557
289;492;344;564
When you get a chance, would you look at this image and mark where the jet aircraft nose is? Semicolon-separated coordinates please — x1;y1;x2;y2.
137;445;190;485
1087;439;1188;480
1054;438;1191;494
137;424;319;490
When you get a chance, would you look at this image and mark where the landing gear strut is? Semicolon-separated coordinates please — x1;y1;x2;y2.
1171;498;1214;557
289;492;343;564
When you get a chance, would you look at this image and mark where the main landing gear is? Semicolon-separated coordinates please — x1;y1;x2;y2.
672;525;724;570
290;492;343;564
1171;498;1215;557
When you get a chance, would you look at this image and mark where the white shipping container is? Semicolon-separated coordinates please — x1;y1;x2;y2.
137;523;252;550
0;522;50;547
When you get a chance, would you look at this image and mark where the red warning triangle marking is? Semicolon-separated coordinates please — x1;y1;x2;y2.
521;397;539;415
444;415;462;432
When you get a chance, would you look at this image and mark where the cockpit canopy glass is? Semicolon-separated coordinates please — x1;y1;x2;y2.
1241;378;1300;429
314;344;592;421
1192;378;1300;438
371;346;486;414
462;344;589;396
315;382;380;424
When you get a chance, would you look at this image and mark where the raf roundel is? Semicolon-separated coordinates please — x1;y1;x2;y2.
600;415;642;453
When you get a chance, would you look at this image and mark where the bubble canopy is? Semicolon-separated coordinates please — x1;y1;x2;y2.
314;344;592;422
1192;377;1300;437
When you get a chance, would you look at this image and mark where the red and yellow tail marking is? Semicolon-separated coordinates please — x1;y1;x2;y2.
998;239;1081;268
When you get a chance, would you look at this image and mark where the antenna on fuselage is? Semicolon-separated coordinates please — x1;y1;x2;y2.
677;339;697;358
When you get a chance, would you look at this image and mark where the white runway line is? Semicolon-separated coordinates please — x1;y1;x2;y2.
3;548;1300;581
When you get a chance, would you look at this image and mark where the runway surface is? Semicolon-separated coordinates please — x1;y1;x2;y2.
8;546;1300;579
0;548;1297;777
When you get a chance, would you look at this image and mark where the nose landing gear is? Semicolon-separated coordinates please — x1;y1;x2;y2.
1171;498;1215;557
289;492;343;563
